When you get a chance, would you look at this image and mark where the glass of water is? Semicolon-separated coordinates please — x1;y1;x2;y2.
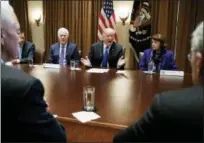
83;86;95;111
29;59;33;67
147;61;154;74
70;60;76;70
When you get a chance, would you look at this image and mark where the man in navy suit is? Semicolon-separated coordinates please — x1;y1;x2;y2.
12;31;35;64
49;27;80;65
1;2;66;142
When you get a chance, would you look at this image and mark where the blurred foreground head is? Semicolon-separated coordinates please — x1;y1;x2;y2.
190;21;204;84
1;1;20;62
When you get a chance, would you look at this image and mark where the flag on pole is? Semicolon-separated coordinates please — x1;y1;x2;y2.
97;0;118;41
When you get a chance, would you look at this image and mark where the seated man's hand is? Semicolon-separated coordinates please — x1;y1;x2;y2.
11;59;20;64
117;56;126;68
80;56;92;67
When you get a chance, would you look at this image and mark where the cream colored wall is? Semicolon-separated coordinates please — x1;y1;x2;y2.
27;1;44;61
113;0;135;69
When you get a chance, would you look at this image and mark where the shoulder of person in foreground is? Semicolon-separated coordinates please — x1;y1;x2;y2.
113;85;203;142
1;65;67;142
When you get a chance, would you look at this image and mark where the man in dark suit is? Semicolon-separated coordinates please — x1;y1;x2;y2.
12;31;35;64
113;22;204;142
1;2;67;142
81;28;125;69
48;27;80;65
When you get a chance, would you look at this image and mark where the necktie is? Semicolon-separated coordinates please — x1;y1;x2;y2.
59;45;65;65
102;46;109;68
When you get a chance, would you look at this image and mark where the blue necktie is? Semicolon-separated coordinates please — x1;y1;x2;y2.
59;45;65;65
102;46;109;68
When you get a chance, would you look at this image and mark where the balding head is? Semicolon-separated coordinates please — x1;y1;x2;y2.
190;21;204;84
1;1;20;62
58;27;69;45
103;28;116;46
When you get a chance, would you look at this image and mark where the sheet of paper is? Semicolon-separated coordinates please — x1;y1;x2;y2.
72;111;101;123
143;71;155;74
5;62;12;66
53;114;58;118
160;70;184;77
71;67;81;71
87;68;109;73
43;63;60;69
116;70;125;74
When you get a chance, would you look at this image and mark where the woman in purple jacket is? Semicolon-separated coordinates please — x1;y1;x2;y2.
139;34;177;72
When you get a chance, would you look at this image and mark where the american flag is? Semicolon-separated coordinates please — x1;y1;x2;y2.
97;0;118;41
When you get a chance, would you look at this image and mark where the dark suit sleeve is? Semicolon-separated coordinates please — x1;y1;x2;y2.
117;46;125;69
88;44;95;66
20;44;35;64
48;46;54;63
139;51;147;71
113;94;161;142
18;79;67;142
169;53;178;70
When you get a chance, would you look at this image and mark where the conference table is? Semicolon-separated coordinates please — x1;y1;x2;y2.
18;64;193;142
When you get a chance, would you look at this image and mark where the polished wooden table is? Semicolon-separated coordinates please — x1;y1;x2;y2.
19;65;193;142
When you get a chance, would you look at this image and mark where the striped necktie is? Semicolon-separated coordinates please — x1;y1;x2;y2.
59;45;65;65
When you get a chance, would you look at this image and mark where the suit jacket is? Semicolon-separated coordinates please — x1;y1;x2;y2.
20;41;35;63
48;42;80;65
1;64;67;142
88;41;124;68
139;49;177;71
113;85;203;142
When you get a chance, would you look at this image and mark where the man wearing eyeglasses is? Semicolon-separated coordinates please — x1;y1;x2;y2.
113;21;203;142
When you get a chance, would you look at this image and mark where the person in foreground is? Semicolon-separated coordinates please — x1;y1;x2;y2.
49;27;80;65
113;22;203;142
12;30;35;64
139;34;177;71
1;2;67;142
81;28;125;69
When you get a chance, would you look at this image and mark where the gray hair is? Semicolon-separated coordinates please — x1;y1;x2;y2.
1;1;19;31
57;27;69;37
191;21;203;53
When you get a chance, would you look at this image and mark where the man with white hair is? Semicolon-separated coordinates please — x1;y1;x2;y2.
114;22;203;142
49;27;80;65
1;2;66;142
81;28;125;69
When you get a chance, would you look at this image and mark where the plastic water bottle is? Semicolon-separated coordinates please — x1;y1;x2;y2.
148;61;154;74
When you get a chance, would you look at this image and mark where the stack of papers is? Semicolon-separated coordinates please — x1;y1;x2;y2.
5;62;12;66
87;68;109;73
71;67;82;71
116;70;125;74
43;63;60;69
160;70;184;77
72;111;101;123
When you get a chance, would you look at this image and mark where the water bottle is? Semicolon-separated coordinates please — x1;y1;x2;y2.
148;60;155;74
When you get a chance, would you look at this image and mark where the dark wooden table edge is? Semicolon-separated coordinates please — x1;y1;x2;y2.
57;116;128;130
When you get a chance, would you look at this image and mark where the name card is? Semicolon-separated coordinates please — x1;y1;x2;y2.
87;68;109;73
43;63;60;69
160;70;184;77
